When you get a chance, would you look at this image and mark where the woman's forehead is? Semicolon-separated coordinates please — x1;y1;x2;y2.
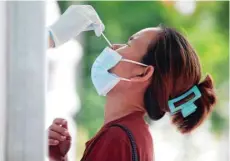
132;27;162;49
134;27;162;38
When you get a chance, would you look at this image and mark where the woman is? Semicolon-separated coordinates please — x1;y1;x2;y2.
48;26;217;161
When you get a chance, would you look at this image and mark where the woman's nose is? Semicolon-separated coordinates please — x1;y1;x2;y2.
111;44;126;50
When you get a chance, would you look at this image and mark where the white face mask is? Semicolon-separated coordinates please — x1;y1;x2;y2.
91;47;148;96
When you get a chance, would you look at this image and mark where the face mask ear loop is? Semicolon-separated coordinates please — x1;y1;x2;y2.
118;59;148;81
121;58;148;67
110;73;131;82
119;77;131;81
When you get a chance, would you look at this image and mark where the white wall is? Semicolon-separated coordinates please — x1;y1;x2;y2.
2;2;46;161
0;1;7;161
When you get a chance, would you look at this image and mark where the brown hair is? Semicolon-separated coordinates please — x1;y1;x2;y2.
142;26;217;134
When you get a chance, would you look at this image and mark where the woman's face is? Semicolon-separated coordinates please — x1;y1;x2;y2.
110;27;161;80
108;27;162;95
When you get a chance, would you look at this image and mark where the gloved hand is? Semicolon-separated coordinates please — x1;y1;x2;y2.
48;5;105;47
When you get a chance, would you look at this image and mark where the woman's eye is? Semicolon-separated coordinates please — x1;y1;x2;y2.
129;36;134;41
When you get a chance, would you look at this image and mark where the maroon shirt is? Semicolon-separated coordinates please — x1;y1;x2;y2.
81;111;154;161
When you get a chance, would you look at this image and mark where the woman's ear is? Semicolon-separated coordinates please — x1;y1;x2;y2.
131;66;154;82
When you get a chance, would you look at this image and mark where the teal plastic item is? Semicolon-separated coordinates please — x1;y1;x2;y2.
168;86;201;118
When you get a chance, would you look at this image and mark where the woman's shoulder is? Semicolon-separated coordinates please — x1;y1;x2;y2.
84;124;133;161
103;125;131;142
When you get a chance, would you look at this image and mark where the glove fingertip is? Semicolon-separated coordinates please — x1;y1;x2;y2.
95;31;102;37
95;24;105;37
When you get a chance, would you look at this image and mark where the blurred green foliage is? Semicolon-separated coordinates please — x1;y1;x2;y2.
58;1;229;138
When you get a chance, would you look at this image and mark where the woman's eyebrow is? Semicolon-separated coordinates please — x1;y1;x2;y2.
128;32;141;41
128;36;134;41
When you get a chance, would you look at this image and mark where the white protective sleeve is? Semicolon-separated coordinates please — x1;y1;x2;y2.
49;5;105;47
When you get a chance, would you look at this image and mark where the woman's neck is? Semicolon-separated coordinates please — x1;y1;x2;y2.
104;95;145;125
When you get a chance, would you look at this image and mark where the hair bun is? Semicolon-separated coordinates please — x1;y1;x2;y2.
171;74;217;134
198;74;217;107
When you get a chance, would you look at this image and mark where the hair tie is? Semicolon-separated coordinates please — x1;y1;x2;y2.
168;85;201;118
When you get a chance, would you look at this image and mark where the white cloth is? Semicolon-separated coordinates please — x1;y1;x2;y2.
49;5;105;47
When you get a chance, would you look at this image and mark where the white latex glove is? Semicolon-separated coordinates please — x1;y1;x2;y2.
48;5;105;47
